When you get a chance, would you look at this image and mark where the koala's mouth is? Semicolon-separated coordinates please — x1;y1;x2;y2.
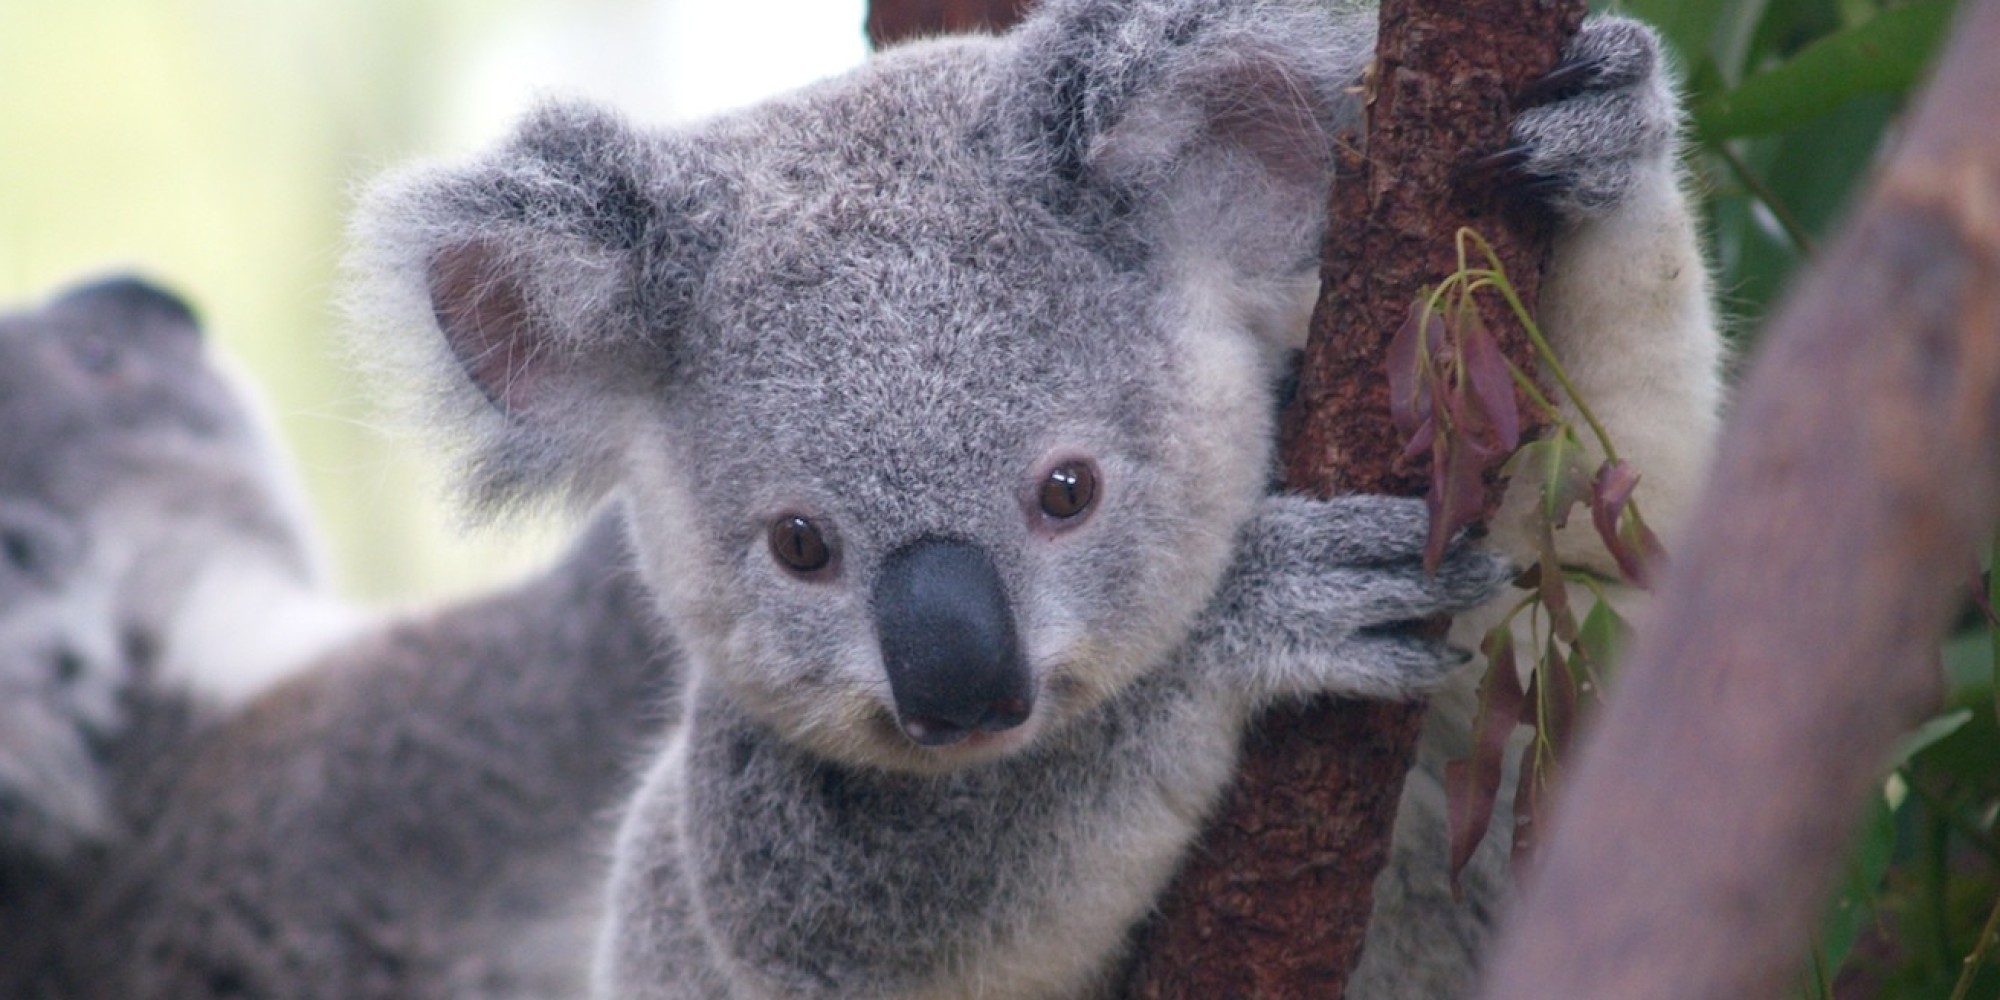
871;698;1045;761
897;696;1034;748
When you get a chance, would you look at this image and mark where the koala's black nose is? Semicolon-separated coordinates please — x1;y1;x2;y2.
872;537;1033;747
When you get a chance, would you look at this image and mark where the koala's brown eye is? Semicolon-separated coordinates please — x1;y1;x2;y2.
1038;462;1097;519
72;335;118;375
769;515;832;574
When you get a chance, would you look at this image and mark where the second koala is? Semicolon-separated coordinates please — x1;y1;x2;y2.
352;0;1720;997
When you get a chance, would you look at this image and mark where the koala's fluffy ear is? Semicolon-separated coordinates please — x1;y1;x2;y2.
350;103;722;513
49;275;203;344
999;0;1372;284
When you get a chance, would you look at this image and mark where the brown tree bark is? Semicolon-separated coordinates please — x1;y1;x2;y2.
1121;1;1582;996
1473;2;2000;998
865;0;1033;47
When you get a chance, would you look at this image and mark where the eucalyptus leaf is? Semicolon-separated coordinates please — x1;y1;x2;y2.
1692;0;1954;141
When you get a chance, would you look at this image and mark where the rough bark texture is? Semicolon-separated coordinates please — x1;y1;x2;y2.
1473;2;2000;998
1121;2;1582;996
866;0;1033;47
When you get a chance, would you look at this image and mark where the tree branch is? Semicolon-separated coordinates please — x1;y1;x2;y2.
1475;2;2000;997
865;0;1032;47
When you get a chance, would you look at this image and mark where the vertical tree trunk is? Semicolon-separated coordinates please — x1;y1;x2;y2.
1123;1;1581;995
1475;2;2000;997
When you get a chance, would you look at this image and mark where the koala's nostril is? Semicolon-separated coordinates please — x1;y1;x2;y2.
981;697;1031;732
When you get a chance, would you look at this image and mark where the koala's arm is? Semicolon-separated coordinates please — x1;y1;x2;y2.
1184;494;1512;709
78;509;681;1000
1492;18;1727;570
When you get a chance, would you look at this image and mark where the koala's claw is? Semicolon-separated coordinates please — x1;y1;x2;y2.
1465;144;1534;180
1518;57;1603;109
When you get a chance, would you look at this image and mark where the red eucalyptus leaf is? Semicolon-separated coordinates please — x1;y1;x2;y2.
1590;460;1657;588
1424;431;1491;574
1457;305;1522;455
1541;639;1580;761
1387;300;1444;440
1446;624;1528;895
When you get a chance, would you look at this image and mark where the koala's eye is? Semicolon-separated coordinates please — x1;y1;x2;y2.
769;515;833;575
2;531;36;573
1038;461;1098;520
72;334;119;375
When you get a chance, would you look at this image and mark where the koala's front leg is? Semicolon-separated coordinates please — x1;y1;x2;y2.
1490;16;1727;568
1188;495;1513;708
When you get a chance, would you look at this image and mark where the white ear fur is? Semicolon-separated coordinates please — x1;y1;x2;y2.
347;103;711;515
1004;0;1373;297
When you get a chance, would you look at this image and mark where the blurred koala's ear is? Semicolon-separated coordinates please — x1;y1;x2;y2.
49;274;203;345
350;102;728;512
998;0;1372;281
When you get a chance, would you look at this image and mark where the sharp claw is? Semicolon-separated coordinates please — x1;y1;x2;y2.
1520;56;1603;107
1512;174;1571;201
1460;144;1536;189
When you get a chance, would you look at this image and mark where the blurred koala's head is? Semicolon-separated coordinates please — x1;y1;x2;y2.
353;0;1372;772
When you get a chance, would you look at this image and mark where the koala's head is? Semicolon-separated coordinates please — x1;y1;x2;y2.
0;277;332;666
354;0;1370;772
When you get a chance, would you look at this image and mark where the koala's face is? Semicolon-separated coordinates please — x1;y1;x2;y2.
0;278;272;517
594;64;1276;773
634;200;1266;771
363;12;1364;772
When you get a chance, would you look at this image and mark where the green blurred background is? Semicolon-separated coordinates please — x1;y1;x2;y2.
0;0;866;603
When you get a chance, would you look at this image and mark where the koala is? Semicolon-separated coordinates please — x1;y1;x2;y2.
0;276;361;872
0;277;680;999
347;0;1720;996
62;507;677;1000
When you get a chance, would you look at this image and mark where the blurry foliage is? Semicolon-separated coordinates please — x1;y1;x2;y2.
1598;0;2000;995
0;0;863;602
0;0;566;602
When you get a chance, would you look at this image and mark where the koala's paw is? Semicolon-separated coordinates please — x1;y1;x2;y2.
1197;495;1516;702
1488;16;1677;219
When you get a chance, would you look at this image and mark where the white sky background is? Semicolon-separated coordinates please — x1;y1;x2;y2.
450;0;870;149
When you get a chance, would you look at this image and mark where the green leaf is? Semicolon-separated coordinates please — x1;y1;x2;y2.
1503;427;1592;528
1692;0;1954;142
1618;0;1732;70
1800;790;1897;992
1886;709;1973;771
1574;598;1627;695
1990;534;1999;725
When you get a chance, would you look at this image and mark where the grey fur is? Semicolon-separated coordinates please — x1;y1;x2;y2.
0;277;681;999
348;2;1716;996
342;2;1709;998
0;275;335;869
63;509;679;1000
1509;18;1679;216
0;499;117;865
